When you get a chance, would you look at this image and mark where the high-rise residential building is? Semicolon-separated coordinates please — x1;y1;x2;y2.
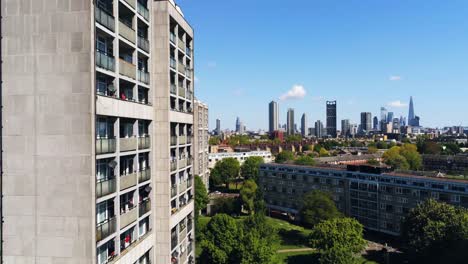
1;1;195;263
236;117;241;132
315;120;324;138
373;116;379;131
326;101;337;138
360;112;372;134
392;118;401;134
350;124;358;137
286;108;295;135
301;113;308;137
341;119;351;138
380;107;387;132
269;101;279;133
215;118;221;135
194;100;210;188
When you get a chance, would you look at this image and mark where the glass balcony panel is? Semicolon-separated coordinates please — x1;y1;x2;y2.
137;70;150;84
96;178;116;198
96;138;116;154
96;217;117;242
138;168;151;182
137;2;149;21
95;7;115;31
96;51;115;72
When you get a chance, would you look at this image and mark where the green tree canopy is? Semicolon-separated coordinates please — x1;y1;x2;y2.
211;158;240;187
275;151;294;163
366;159;380;166
318;244;359;264
442;143;462;155
309;217;367;256
294;155;316;166
240;156;264;182
376;141;389;149
285;134;302;143
319;148;330;157
367;146;378;154
195;175;209;216
402;199;468;263
300;190;342;227
382;145;422;170
240;179;258;214
209;136;221;145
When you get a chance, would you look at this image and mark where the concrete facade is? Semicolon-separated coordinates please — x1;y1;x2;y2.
193;100;209;189
1;0;195;263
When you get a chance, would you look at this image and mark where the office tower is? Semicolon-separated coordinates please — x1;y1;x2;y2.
350;124;358;137
408;96;420;126
326;101;337;138
392;118;401;133
194;100;210;188
387;112;394;123
315;120;324;138
341;119;351;138
236;117;241;132
1;1;195;263
287;108;295;135
269;101;279;133
360;112;372;134
373;116;379;131
380;107;387;132
301;113;308;137
216;118;221;135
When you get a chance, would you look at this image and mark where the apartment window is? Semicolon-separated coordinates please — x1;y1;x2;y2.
395;187;403;194
96;117;114;139
120;227;137;252
138;87;149;104
120;192;135;214
451;194;460;203
97;158;115;182
139;217;150;237
97;239;115;264
97;77;108;95
97;200;114;225
120;120;134;138
139;153;149;171
97;36;108;53
120;156;134;175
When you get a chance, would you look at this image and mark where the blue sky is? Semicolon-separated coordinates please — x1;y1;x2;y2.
177;0;468;130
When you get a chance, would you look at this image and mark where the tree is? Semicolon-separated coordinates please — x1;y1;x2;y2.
285;134;302;143
419;141;441;155
442;143;462;155
400;143;422;170
309;218;367;261
294;155;316;166
240;156;264;182
300;190;342;227
367;146;378;154
211;197;242;216
382;146;410;170
240;180;258;214
209;136;221;145
275;151;294;163
319;148;330;157
319;244;359;264
376;141;389;149
195;176;209;216
366;159;379;166
200;214;241;264
302;144;313;151
211;158;240;188
402;199;468;263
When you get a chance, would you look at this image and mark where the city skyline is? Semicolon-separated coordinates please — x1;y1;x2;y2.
178;0;468;130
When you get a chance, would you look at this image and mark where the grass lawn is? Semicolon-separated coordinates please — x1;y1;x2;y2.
277;251;378;264
266;217;312;250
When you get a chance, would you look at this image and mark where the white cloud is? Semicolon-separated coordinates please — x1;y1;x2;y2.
387;100;407;108
279;85;307;101
389;75;402;81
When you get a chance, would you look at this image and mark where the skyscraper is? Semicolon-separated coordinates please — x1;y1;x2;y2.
326;101;337;138
301;113;308;137
387;112;394;123
269;101;279;133
380;107;388;131
360;112;372;134
315;120;324;138
408;96;415;125
2;0;196;263
287;108;295;135
373;116;379;131
341;119;351;138
236;117;241;132
216;118;221;135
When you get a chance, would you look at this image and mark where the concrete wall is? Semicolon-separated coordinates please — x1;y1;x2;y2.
1;0;95;262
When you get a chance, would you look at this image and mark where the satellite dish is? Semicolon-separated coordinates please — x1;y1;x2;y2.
144;186;152;193
108;160;117;169
108;84;116;93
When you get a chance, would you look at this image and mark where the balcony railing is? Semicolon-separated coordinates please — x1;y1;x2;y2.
187;136;192;144
138;168;151;182
178;62;185;74
179;136;187;145
187;220;193;233
95;7;115;31
137;36;149;52
119;21;136;43
178;39;185;51
139;199;151;217
171;186;177;198
187;158;192;166
186;47;192;57
120;173;137;190
120;137;137;152
96;138;116;154
96;51;115;72
179;159;187;169
178;86;185;98
186;91;193;100
170;161;177;172
137;70;149;84
123;0;136;9
187;178;193;189
96;217;116;242
137;1;149;21
170;32;176;43
170;84;177;95
179;181;187;193
170;136;177;146
138;136;150;149
119;59;136;79
120;207;137;229
185;68;192;79
171;233;178;250
170;57;176;69
96;178;116;198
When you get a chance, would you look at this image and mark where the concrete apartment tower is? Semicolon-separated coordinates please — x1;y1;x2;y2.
1;0;195;263
193;100;210;189
268;101;278;133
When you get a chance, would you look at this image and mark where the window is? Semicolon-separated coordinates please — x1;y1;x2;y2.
96;36;108;53
97;239;115;264
96;200;114;225
451;195;460;203
96;117;114;138
431;192;439;200
395;187;403;194
97;158;115;182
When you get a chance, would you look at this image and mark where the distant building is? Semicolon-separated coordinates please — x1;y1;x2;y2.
408;96;421;127
360;112;372;134
287;108;295;135
236;117;241;132
373;116;379;131
326;101;337;138
216;118;221;135
194;100;210;188
301;113;308;137
209;151;273;168
315;120;324;138
387;112;394;123
341;119;351;138
271;130;285;142
269;101;279;133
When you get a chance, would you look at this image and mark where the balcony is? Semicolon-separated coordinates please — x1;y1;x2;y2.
138;136;150;150
185;68;192;79
171;185;177;198
171;232;178;250
120;207;138;229
170;161;177;172
123;0;136;9
119;59;136;79
170;84;177;95
178;62;185;75
180;250;187;264
137;70;149;84
120;137;137;152
96;217;116;242
188;241;193;254
170;136;177;146
178;86;185;98
187;136;192;144
137;1;149;21
170;32;176;44
178;39;185;51
139;199;151;217
187;178;192;189
137;36;149;53
138;168;151;183
120;173;137;190
187;158;192;166
96;178;116;198
187;220;193;233
179;159;187;169
95;7;115;31
179;225;187;241
186;47;192;57
179;136;187;145
186;91;193;100
96;51;115;72
119;21;136;43
96;138;116;154
170;57;176;69
179;181;187;193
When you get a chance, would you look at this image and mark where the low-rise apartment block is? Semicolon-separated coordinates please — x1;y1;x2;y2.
259;163;468;236
208;151;273;169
